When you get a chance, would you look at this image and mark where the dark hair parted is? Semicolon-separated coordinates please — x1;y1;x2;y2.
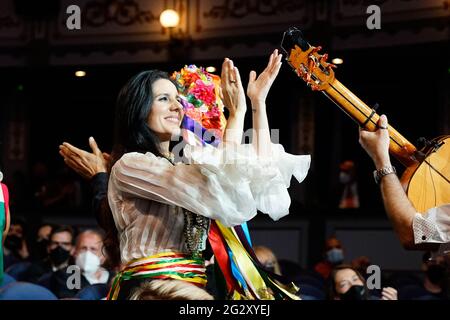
101;70;174;268
111;70;175;165
328;264;368;300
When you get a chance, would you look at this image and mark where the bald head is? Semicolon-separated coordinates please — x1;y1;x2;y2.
74;229;105;264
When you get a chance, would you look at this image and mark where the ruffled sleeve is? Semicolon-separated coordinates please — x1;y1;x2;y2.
111;143;310;227
184;143;311;221
110;151;258;227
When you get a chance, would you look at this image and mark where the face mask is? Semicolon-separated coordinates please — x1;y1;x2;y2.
49;246;71;266
426;264;446;285
76;250;101;274
326;248;344;264
340;285;366;300
4;235;23;252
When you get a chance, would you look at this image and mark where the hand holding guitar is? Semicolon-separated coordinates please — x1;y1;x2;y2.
359;115;391;170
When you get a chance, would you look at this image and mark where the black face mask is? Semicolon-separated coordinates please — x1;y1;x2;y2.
4;235;23;252
49;246;71;266
340;285;367;300
426;265;446;285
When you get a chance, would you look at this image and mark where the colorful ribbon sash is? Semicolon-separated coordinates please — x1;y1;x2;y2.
208;221;301;300
106;251;207;300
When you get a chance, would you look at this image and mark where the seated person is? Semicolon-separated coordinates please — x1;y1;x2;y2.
254;245;282;275
405;252;448;300
3;218;29;270
73;229;112;286
29;223;54;262
329;264;397;300
314;236;345;279
27;226;75;293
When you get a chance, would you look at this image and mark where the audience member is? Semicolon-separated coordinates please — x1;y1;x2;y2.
254;245;282;275
30;225;77;298
3;218;29;269
329;265;397;300
314;236;345;279
73;229;112;286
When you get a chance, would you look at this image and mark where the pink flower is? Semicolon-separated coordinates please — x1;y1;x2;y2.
191;80;215;106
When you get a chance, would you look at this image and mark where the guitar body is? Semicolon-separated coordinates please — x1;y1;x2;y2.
401;136;450;213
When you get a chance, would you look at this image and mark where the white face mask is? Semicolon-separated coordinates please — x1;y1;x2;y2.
76;250;101;274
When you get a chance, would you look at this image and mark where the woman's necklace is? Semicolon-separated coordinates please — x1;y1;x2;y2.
163;152;210;258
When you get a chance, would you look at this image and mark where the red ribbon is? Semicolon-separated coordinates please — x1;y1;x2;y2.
208;221;242;295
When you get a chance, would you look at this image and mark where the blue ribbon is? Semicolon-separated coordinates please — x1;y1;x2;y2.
182;113;251;293
240;222;252;247
182;116;221;147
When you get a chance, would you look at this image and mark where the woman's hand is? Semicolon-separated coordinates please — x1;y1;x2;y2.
221;58;246;117
247;49;283;105
381;287;398;300
59;137;110;180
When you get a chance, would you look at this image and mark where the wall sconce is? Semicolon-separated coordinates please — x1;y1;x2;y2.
160;9;180;29
159;8;184;40
159;8;191;61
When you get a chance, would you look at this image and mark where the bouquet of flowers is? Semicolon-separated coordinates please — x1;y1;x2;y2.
172;65;227;145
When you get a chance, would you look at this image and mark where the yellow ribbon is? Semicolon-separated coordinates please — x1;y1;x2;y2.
216;221;301;300
108;251;206;300
216;221;274;300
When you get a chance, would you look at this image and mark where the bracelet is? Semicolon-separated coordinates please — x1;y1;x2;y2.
373;165;397;184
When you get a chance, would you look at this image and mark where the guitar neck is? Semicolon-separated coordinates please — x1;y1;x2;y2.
323;79;418;167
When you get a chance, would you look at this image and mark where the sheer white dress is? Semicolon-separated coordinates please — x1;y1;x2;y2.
108;143;311;263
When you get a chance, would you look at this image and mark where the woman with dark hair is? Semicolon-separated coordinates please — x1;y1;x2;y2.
329;264;398;300
60;51;310;300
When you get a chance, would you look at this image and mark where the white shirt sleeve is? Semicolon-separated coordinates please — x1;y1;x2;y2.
412;204;450;244
110;143;310;227
110;151;258;227
183;142;311;221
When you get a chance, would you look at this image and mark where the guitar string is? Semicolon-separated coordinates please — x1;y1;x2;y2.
427;158;437;207
424;158;450;185
327;82;404;149
294;60;450;189
289;58;401;145
293;56;405;149
326;83;450;187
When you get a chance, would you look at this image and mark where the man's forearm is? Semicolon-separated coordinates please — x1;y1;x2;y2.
379;173;416;247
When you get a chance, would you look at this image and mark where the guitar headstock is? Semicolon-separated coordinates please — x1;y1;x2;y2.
281;27;336;91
